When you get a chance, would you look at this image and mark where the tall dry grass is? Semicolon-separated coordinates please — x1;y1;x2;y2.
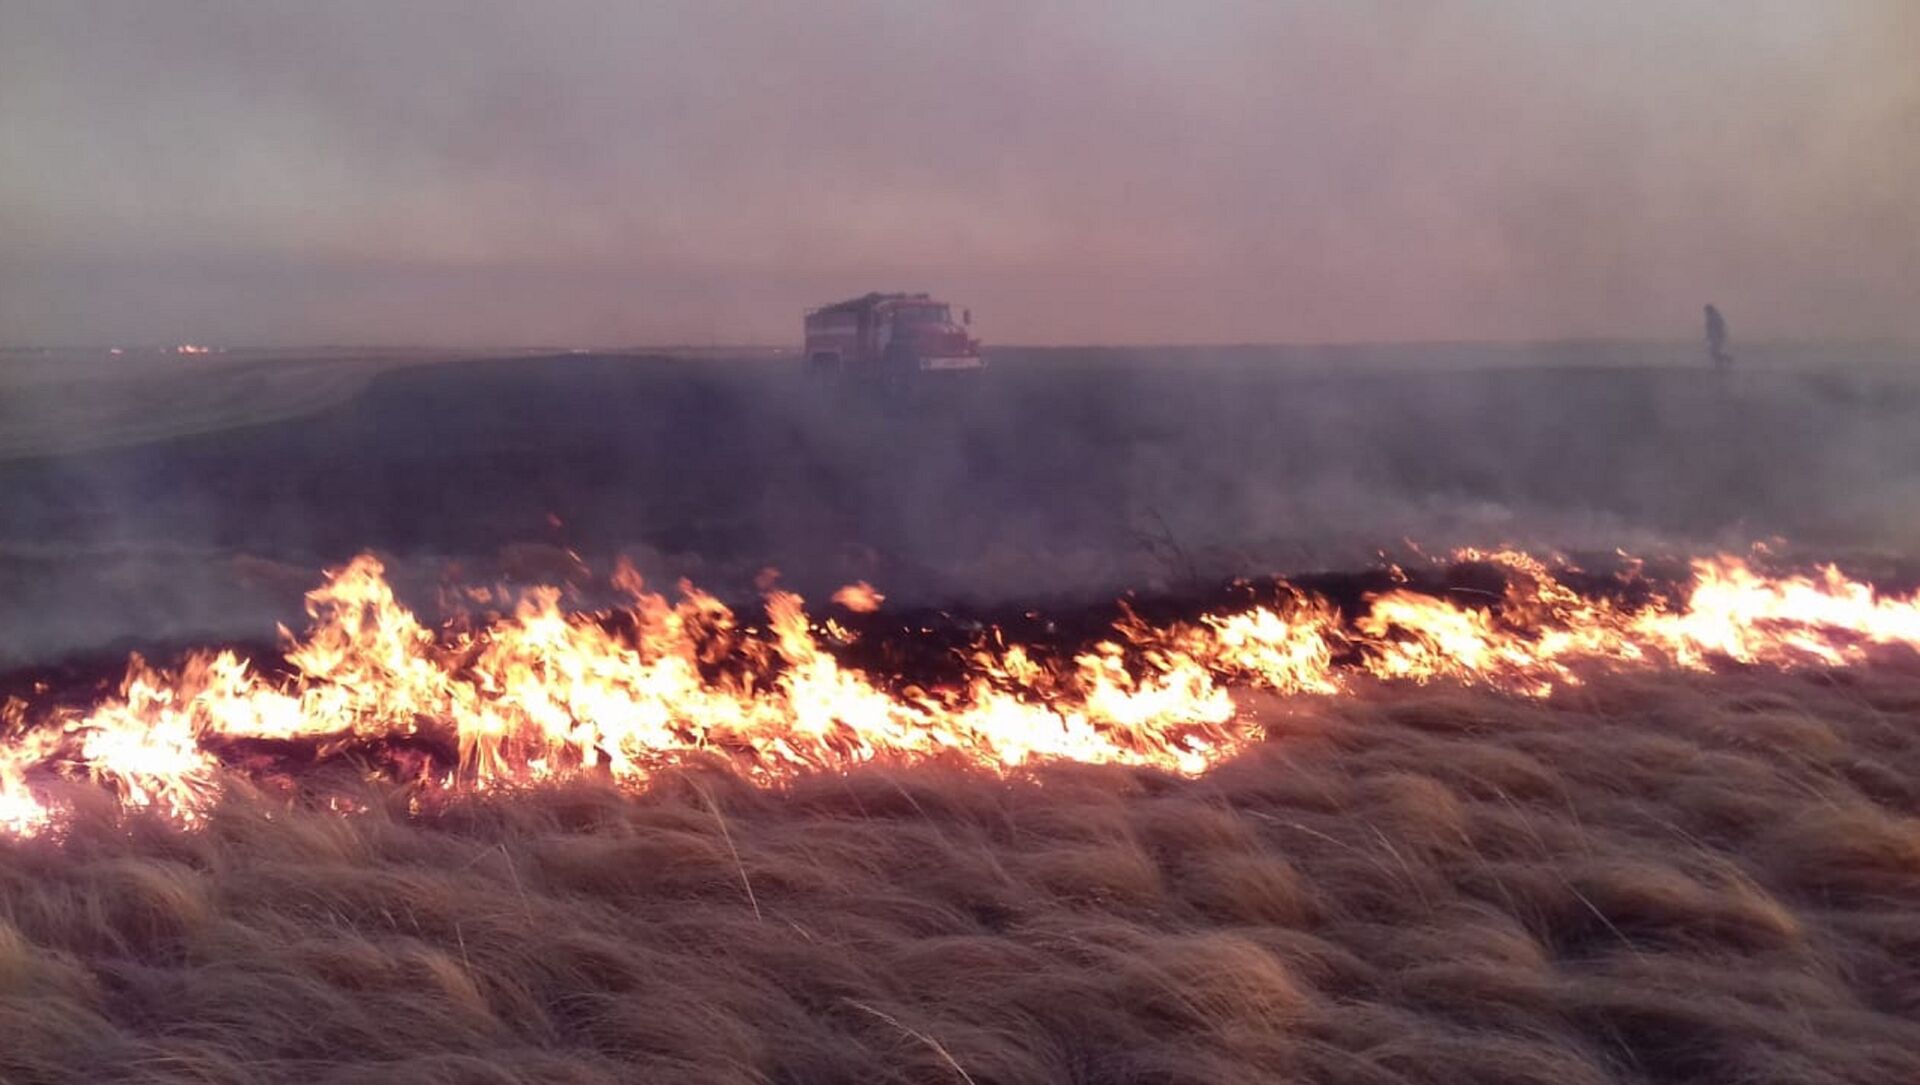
4;667;1920;1083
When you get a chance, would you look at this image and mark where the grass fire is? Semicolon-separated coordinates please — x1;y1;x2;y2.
4;547;1918;839
9;2;1920;1081
5;555;1920;1084
7;399;1920;1085
7;542;1920;1084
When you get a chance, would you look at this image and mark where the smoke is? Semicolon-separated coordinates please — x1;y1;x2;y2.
6;343;1920;667
2;1;1917;345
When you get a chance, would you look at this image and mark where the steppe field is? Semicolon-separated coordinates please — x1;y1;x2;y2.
4;343;1920;1084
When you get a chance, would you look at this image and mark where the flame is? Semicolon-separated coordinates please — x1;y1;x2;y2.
1;698;59;837
173;343;213;354
832;581;885;613
4;548;1919;835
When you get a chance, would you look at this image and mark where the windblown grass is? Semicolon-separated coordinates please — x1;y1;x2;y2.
4;667;1920;1083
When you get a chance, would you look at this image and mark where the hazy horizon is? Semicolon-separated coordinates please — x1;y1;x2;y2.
5;336;1916;356
4;1;1916;348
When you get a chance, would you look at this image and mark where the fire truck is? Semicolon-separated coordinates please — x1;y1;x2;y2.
803;292;982;384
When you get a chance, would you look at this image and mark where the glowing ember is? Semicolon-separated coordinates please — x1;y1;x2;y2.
4;548;1918;835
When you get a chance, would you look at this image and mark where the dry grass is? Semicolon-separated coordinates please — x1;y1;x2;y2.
5;668;1920;1083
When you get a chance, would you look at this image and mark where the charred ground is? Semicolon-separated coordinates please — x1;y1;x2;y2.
5;346;1920;665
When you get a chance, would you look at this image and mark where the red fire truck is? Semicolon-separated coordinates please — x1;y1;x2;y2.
803;292;982;384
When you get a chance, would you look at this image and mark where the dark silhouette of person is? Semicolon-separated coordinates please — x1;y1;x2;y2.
1704;304;1731;369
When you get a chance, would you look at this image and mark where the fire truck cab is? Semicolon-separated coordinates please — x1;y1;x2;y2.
804;292;982;385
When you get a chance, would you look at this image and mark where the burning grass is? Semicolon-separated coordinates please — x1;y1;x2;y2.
4;668;1920;1083
6;547;1920;836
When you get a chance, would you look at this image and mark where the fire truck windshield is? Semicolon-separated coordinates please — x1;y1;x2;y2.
894;304;951;325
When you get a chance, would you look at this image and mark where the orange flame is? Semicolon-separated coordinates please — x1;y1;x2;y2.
4;548;1919;835
831;581;885;613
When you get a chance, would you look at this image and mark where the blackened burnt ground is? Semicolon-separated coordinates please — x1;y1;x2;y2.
3;348;1920;664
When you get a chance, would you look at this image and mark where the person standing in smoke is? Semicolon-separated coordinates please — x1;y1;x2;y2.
1704;303;1732;369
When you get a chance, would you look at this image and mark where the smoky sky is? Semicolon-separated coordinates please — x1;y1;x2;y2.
1;1;1915;348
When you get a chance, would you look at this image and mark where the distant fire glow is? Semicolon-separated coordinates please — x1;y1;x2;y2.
831;581;885;613
4;548;1919;837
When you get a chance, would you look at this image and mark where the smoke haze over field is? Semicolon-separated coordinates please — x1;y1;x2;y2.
2;1;1917;347
5;346;1920;664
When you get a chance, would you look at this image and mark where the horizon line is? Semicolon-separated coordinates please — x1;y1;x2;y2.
4;335;1916;355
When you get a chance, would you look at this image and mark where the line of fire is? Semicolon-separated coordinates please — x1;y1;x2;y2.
6;543;1918;838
